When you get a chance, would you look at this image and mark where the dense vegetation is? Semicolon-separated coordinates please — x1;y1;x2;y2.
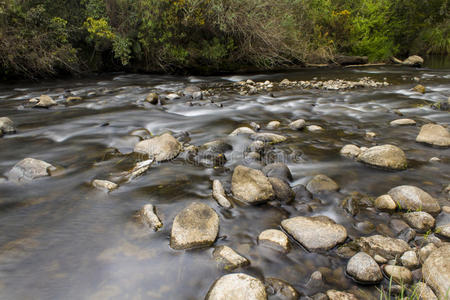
0;0;448;78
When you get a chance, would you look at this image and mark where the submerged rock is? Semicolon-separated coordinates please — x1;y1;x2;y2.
416;124;450;147
145;92;159;104
265;278;299;300
8;158;55;181
374;194;397;211
340;144;361;159
0;117;16;134
307;125;324;132
326;290;358;300
357;144;407;170
206;273;267;300
281;216;347;251
258;229;289;252
422;245;450;298
346;252;383;283
250;132;287;144
402;211;435;232
134;133;182;162
388;185;440;214
231;165;274;204
266;120;281;130
288;119;306;130
212;246;249;270
34;95;57;108
212;180;232;208
92;179;118;191
262;163;293;182
306;174;339;193
170;202;219;250
229;127;256;136
269;177;295;203
139;204;162;231
413;84;426;94
383;265;413;284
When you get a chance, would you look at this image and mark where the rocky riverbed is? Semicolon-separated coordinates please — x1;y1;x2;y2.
0;63;449;299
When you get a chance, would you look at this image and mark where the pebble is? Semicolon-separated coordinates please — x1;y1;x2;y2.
212;246;249;270
258;229;289;252
212;180;232;208
92;179;118;191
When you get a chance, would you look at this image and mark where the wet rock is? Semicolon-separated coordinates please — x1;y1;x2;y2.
170;202;219;250
357;144;407;170
403;212;435;232
269;177;295;203
66;96;82;103
307;125;324;132
429;157;440;162
267;121;281;130
375;194;397;211
262;163;293;182
229;127;256;136
0;117;16;134
134;133;182;162
8;158;55;181
416;124;450;147
436;223;450;238
403;55;424;67
265;278;299;300
413;84;426;94
212;245;249;270
281;216;347;251
166;93;180;100
311;293;328;300
198;140;231;167
383;265;413;284
365;131;376;139
390;118;416;126
34;95;57;108
192;91;203;100
340;145;361;159
183;85;201;98
355;235;410;259
390;219;411;234
231;165;274;204
400;250;419;269
419;243;437;264
92;179;118;191
289;119;306;130
398;228;416;243
306;271;324;291
306;174;339;193
249;122;261;131
346;252;383;283
326;290;358;300
129;128;152;140
247;140;266;153
258;229;289;252
206;273;267;300
374;254;388;264
212;180;232;208
293;184;313;203
388;185;440;214
414;282;437;300
251;132;287;144
145;92;159;104
422;245;450;299
121;159;153;181
139;204;162;231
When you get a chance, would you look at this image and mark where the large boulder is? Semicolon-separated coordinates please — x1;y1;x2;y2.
0;117;16;134
231;165;274;204
416;124;450;147
206;273;267;300
134;133;182;162
8;158;55;181
346;252;383;283
357;144;407;170
281;216;347;251
422;245;450;298
170;202;219;250
388;185;441;214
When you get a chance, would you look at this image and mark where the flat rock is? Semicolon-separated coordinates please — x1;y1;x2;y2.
402;211;435;232
258;229;289;252
212;246;249;270
422;245;450;298
8;158;55;181
390;118;416;126
139;204;162;231
306;174;339;193
357;144;407;170
340;144;361;159
231;165;274;204
281;216;347;251
388;185;440;214
346;252;383;283
269;177;295;203
212;180;232;208
206;273;267;300
356;235;410;259
383;265;413;284
374;194;397;210
262;163;292;182
170;202;219;250
134;133;181;162
289;119;305;130
92;179;118;191
265;278;299;300
326;290;358;300
416;124;450;147
229;127;255;136
34;95;57;108
0;117;16;134
250;132;287;144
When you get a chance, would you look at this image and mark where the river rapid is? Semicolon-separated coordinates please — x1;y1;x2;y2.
0;61;449;299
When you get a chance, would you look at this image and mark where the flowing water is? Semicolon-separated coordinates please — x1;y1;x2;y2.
0;61;449;299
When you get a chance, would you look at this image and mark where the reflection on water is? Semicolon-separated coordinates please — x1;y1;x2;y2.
0;64;449;299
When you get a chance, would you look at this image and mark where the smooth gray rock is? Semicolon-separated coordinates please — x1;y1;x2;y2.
306;174;339;193
390;118;416;126
262;163;293;182
229;127;256;136
269;177;295;203
250;132;287;144
134;133;182;162
212;246;249;270
266;121;281;130
357;144;407;170
231;165;274;204
388;185;440;214
34;95;56;108
212;180;232;208
422;245;450;299
416;124;450;147
206;273;267;300
383;265;413;284
265;278;299;300
258;229;289;252
0;117;16;134
340;144;361;159
346;252;383;283
8;158;55;181
92;179;118;191
356;235;410;259
402;211;435;232
289;119;306;130
400;250;419;269
281;216;347;251
170;202;219;250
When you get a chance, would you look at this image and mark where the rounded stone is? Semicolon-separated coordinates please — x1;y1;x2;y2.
134;133;182;162
422;245;450;298
281;216;347;251
268;177;295;203
357;144;407;170
288;119;306;130
145;92;158;104
326;290;358;300
170;202;219;250
212;180;232;208
390;119;416;126
92;179;118;191
388;185;440;214
250;132;287;144
258;229;289;252
383;265;413;284
306;174;339;193
212;246;249;270
374;194;397;210
340;144;361;158
402;211;435;232
307;125;324;132
262;163;293;182
355;235;411;259
231;165;274;204
416;124;450;147
265;278;299;300
206;273;267;300
34;95;57;108
0;117;16;134
229;127;256;136
400;250;419;269
346;252;383;283
8;158;55;181
266;121;281;130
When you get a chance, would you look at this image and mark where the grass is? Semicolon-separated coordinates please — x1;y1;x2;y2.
378;276;450;300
